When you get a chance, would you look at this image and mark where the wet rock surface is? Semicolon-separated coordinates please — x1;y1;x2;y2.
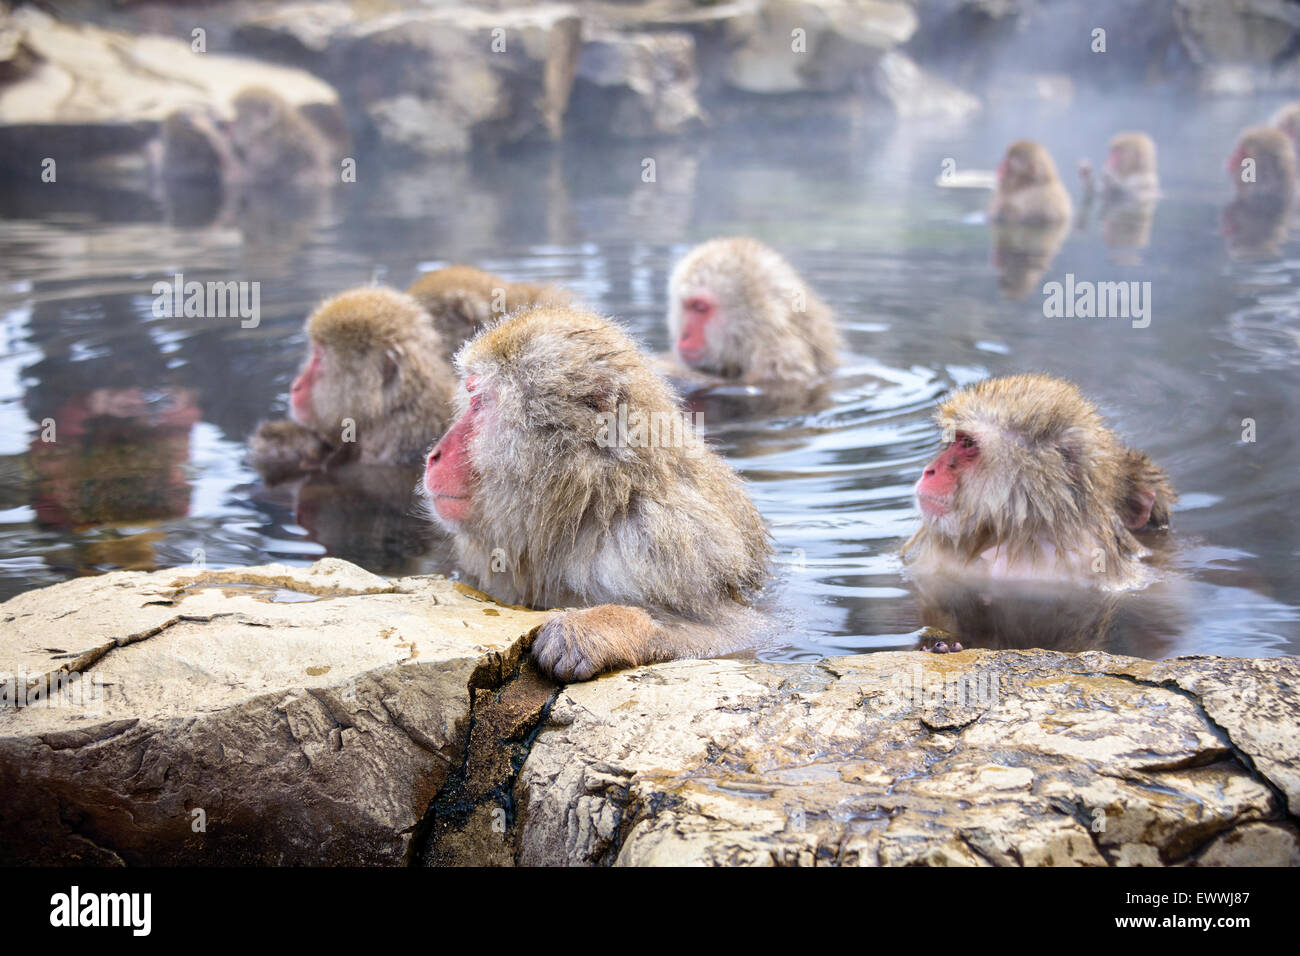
514;651;1300;866
0;559;552;865
2;560;1297;866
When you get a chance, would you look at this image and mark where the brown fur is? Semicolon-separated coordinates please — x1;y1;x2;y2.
666;238;840;386
229;86;335;187
903;374;1176;589
407;266;571;357
425;306;773;681
250;287;456;478
990;140;1073;225
1230;126;1296;200
1272;101;1300;159
1102;132;1159;203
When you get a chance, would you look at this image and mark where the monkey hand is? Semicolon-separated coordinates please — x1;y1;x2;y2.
249;420;330;482
532;605;659;683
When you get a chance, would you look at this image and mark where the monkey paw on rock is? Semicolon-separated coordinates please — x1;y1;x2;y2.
532;605;659;683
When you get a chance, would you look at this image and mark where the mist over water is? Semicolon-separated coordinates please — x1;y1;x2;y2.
1;89;1298;658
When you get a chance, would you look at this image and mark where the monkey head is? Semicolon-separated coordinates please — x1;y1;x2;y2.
666;237;838;384
423;306;771;614
424;307;680;534
408;266;572;349
997;140;1062;192
229;87;292;154
1228;127;1297;197
290;288;441;436
1106;132;1156;179
908;374;1171;585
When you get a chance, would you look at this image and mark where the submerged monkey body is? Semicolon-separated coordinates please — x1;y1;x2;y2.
423;307;773;681
904;374;1175;590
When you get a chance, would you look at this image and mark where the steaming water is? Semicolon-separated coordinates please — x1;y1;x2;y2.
1;91;1297;659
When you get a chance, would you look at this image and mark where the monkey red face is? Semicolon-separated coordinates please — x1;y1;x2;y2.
1227;145;1246;175
915;431;980;518
290;345;321;425
676;294;717;365
423;376;482;527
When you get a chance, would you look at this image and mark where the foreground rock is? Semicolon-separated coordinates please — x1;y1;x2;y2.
3;560;1297;866
0;559;551;865
512;651;1300;865
0;7;341;168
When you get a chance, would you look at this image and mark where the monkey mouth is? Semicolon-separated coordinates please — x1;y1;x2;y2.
676;343;706;365
917;493;950;518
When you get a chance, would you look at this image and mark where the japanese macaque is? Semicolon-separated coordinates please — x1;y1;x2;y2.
1082;132;1160;205
228;86;335;187
156;87;336;188
665;238;840;387
1224;126;1296;259
421;307;773;682
989;140;1073;225
1271;101;1300;160
902;374;1176;590
407;266;571;357
157;110;238;184
1228;126;1296;201
1076;134;1159;263
249;287;456;481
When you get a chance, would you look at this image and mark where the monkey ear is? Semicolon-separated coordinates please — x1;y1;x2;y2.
382;346;403;387
1121;487;1157;530
580;375;622;415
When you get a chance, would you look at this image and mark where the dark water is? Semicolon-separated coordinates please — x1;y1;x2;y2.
2;91;1298;659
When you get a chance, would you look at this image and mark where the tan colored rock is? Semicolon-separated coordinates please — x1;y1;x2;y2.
723;0;917;94
4;562;1296;867
570;28;704;138
0;559;551;865
514;650;1300;866
235;3;582;157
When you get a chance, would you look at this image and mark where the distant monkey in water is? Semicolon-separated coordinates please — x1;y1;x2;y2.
406;266;571;357
665;238;840;388
990;140;1073;225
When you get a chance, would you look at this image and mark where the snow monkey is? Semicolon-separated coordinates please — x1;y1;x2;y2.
1224;126;1296;259
903;374;1176;589
421;306;773;682
1095;131;1160;204
227;86;335;187
250;287;456;481
406;266;572;357
990;140;1074;225
665;238;840;387
1271;101;1300;161
1227;125;1296;201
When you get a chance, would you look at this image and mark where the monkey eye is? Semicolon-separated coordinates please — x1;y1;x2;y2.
955;432;978;452
684;296;712;316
